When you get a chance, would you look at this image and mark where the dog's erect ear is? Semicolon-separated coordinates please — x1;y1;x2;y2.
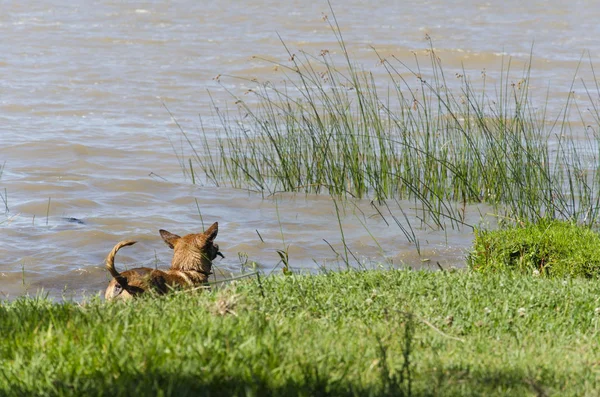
204;222;218;243
160;229;181;249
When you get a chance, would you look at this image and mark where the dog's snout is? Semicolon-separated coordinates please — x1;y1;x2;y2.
210;243;224;260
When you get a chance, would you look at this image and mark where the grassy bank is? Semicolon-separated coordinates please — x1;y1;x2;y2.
2;269;600;396
469;219;600;278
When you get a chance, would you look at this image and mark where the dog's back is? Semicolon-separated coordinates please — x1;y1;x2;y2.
104;240;158;300
104;264;211;300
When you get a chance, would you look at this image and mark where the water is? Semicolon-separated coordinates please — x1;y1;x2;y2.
0;0;597;299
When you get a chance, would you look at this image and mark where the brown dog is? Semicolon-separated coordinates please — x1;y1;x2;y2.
104;222;223;301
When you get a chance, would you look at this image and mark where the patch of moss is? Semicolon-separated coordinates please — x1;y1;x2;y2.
468;219;600;278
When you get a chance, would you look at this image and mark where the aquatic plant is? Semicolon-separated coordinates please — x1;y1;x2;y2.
180;6;600;227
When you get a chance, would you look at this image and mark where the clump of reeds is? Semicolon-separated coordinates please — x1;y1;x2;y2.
183;7;600;227
469;219;600;277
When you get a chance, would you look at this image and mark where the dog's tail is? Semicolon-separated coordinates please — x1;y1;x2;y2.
106;240;137;285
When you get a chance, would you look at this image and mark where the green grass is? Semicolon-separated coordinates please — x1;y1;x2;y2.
2;270;600;396
177;6;600;227
469;219;600;278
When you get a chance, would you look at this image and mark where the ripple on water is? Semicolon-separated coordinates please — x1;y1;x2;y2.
3;0;589;299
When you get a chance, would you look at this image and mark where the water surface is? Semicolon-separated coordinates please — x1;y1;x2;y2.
1;0;596;299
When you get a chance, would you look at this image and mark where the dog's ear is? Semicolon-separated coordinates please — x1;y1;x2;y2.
204;222;218;243
160;229;181;249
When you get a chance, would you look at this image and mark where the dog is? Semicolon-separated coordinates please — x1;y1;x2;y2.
104;222;223;301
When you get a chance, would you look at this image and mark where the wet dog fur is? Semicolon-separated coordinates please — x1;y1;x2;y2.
104;222;223;301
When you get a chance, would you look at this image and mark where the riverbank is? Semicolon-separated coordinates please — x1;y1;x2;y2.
2;268;599;396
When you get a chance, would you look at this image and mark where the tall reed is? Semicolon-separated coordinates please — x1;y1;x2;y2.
183;12;600;226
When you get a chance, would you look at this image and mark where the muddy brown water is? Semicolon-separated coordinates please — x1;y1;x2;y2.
1;0;597;299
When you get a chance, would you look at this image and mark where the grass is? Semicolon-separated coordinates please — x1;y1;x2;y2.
2;269;600;396
177;5;600;228
469;219;600;278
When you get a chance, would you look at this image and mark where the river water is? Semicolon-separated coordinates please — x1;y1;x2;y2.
1;0;598;299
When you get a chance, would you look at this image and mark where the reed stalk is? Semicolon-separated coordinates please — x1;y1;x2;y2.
178;12;600;227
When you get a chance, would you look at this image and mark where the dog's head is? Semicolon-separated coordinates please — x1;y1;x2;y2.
159;222;223;274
